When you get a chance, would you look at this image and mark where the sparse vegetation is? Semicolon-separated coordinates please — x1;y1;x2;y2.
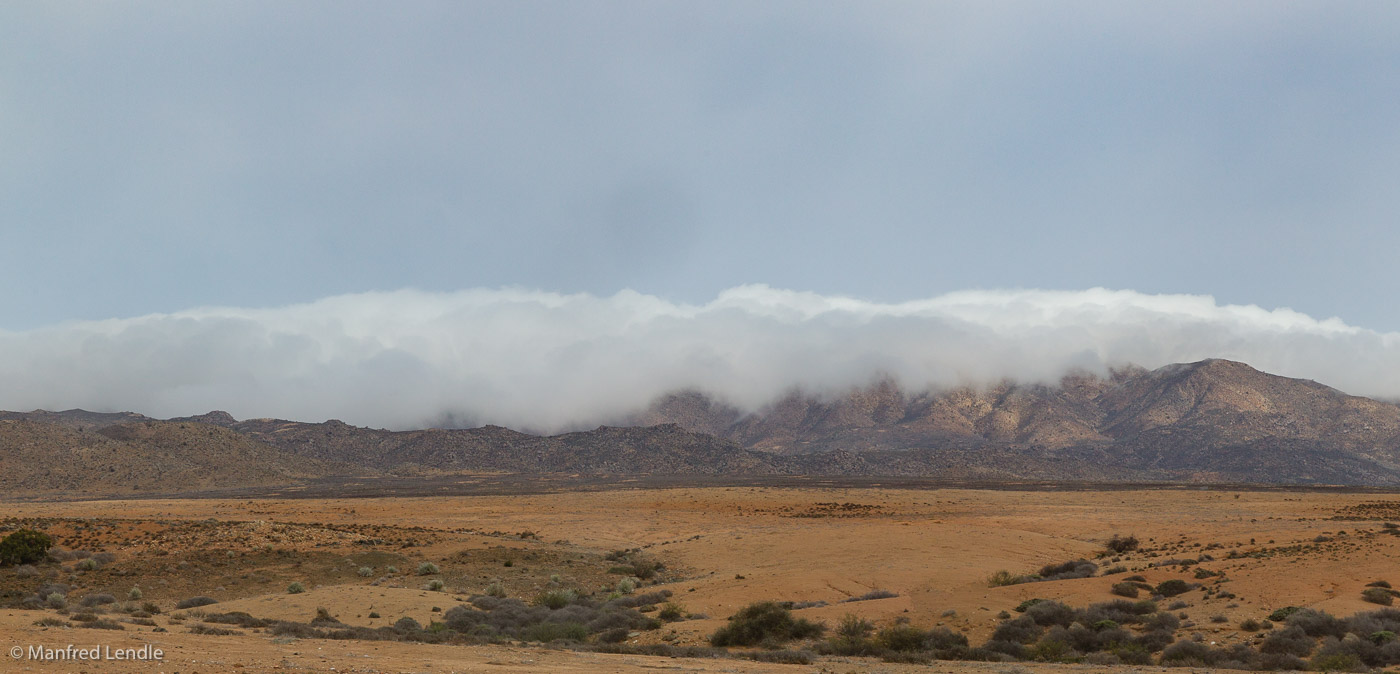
709;601;824;647
417;562;440;575
287;582;306;594
175;596;218;610
1105;534;1140;553
0;529;53;566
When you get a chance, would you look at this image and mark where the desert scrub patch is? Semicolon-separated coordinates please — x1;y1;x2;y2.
987;570;1028;587
0;529;53;566
416;562;439;575
424;579;445;592
1111;582;1140;598
842;589;898;602
1155;579;1192;597
188;624;237;636
658;602;685;622
80;593;116;607
1105;534;1140;553
534;589;577;609
287;582;306;594
1362;587;1399;605
709;601;824;647
176;596;218;610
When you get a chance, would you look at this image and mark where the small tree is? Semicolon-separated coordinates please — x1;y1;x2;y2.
0;529;53;566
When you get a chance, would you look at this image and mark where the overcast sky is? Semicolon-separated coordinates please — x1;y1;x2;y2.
3;2;1399;425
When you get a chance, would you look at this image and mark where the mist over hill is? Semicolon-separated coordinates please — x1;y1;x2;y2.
5;359;1400;494
3;287;1400;433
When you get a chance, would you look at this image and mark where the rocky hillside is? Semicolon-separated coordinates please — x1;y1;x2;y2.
0;419;337;495
5;359;1400;490
632;359;1400;484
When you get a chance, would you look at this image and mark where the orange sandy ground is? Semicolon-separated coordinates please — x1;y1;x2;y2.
3;485;1398;672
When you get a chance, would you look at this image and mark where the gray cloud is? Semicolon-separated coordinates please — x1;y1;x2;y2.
3;3;1400;330
1;286;1395;431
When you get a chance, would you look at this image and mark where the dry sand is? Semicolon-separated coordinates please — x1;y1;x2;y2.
3;483;1398;672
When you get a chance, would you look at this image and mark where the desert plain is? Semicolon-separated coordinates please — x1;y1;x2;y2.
3;479;1400;673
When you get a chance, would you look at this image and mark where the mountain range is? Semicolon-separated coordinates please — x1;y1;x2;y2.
4;359;1400;494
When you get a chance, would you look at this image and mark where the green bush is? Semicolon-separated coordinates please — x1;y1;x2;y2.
875;624;927;652
287;582;306;594
710;601;825;647
0;530;53;566
1362;588;1395;606
658;603;685;622
1155;579;1191;597
417;562;439;575
522;621;588;642
534;589;576;609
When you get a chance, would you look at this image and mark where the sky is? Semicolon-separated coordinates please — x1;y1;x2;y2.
2;2;1399;427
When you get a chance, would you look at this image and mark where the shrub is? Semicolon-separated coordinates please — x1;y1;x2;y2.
424;580;444;592
835;613;874;640
1288;608;1348;638
1024;600;1076;627
523;621;588;642
1105;534;1140;553
0;529;53;566
46;592;66;609
617;578;636;594
127;587;143;600
484;582;506;598
1240;618;1262;631
1160;640;1215;666
1111;582;1140;598
1268;606;1302;622
987;570;1027;587
1364;588;1396;606
385;565;398;574
75;558;100;571
357;566;374;577
710;601;824;647
287;582;306;594
991;615;1043;644
876;624;928;652
1037;559;1098;581
1368;580;1392;589
1155;579;1191;597
658;603;685;622
417;562;439;575
77;619;125;630
1260;625;1316;657
535;589;577;609
843;589;898;602
80;593;116;607
175;596;218;610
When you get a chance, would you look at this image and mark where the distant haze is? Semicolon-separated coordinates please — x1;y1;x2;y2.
1;286;1395;432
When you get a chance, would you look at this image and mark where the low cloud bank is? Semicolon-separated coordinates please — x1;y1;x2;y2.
2;286;1396;431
